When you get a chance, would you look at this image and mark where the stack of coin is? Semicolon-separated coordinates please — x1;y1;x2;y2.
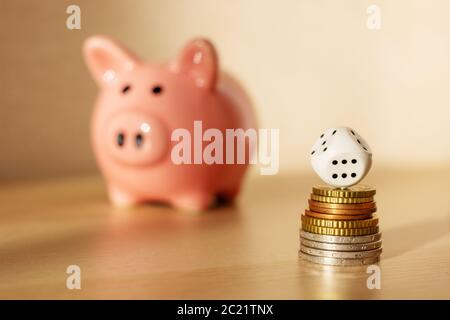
299;185;382;266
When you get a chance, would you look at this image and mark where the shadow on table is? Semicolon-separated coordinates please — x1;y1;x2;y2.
382;213;450;259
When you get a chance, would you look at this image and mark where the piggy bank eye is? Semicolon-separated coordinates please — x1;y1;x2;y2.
151;85;163;95
122;85;131;94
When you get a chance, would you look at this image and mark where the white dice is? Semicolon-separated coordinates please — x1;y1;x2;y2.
310;127;372;188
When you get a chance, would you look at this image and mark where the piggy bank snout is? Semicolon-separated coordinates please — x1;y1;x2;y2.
105;112;169;166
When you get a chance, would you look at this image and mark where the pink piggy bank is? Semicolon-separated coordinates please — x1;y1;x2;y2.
83;36;256;211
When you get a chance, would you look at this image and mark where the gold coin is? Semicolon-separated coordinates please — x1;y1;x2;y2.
307;205;376;215
308;199;377;210
312;185;376;198
300;230;382;244
301;214;379;228
300;238;382;251
305;210;373;220
302;223;379;236
310;194;374;204
299;252;380;266
300;244;382;259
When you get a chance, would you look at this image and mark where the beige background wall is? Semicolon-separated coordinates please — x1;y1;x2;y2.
1;0;450;181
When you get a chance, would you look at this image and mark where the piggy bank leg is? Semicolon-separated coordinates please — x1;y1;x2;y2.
108;186;141;208
171;193;215;212
220;187;240;200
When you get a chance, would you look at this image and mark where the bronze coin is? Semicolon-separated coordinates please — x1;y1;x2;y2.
308;199;377;210
307;205;377;215
305;210;374;220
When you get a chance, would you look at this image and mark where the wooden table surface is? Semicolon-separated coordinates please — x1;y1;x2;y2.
1;167;450;299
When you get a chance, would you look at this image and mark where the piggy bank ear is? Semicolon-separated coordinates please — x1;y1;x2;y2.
174;39;218;90
83;36;140;86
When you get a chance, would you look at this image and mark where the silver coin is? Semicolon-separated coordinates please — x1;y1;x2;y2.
300;238;382;251
299;251;380;266
300;244;382;259
299;230;382;244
